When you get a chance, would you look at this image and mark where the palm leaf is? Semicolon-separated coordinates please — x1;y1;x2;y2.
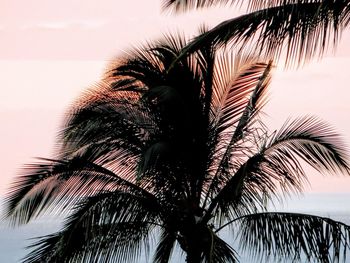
211;56;270;130
203;60;272;213
178;1;350;66
23;191;160;263
236;212;350;263
23;222;154;263
153;228;177;263
267;116;350;174
61;82;153;159
106;33;191;91
161;0;228;12
204;154;266;224
4;157;152;224
202;231;238;263
163;0;350;13
205;116;349;224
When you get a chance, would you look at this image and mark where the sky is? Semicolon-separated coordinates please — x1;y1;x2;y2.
1;0;350;195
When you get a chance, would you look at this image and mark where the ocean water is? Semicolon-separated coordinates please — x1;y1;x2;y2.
0;216;62;262
1;193;349;263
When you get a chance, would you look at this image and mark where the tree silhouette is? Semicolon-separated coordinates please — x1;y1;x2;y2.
4;34;350;262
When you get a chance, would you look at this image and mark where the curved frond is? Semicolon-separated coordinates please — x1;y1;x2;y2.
267;116;350;174
4;157;151;225
163;0;350;14
205;116;349;224
216;60;271;139
204;154;266;224
237;212;350;263
202;232;238;263
161;0;232;13
22;191;160;263
180;1;350;66
61;82;153;160
106;33;190;88
153;228;177;263
212;57;271;130
203;60;272;214
23;223;154;263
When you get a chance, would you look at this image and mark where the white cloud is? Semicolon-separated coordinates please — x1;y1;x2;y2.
20;19;107;30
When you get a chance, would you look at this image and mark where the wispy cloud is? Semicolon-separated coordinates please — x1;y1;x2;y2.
20;19;107;30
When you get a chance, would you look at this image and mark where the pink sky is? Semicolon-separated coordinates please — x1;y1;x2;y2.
1;0;350;194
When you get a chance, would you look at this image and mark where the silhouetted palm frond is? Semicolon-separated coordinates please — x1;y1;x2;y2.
23;191;160;263
236;212;350;263
153;228;177;263
203;60;272;214
268;116;350;174
205;116;349;226
202;232;238;263
4;157;151;225
170;1;350;66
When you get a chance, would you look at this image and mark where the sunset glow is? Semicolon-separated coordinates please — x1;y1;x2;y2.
1;0;350;194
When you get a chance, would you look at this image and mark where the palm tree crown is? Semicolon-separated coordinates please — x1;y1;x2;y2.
4;34;350;263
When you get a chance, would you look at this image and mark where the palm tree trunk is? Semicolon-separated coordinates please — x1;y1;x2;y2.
183;222;206;263
186;249;201;263
185;234;203;263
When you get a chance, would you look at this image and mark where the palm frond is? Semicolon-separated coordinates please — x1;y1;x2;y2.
204;154;266;224
267;116;350;174
203;60;272;213
61;82;153;159
23;222;154;263
106;33;190;90
4;157;152;225
205;116;349;224
153;228;177;263
219;60;271;137
163;0;350;13
179;1;350;66
211;56;270;130
237;212;350;263
161;0;230;13
202;231;238;263
23;191;160;263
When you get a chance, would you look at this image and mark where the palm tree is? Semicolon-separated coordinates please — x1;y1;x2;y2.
162;0;350;67
4;34;350;263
